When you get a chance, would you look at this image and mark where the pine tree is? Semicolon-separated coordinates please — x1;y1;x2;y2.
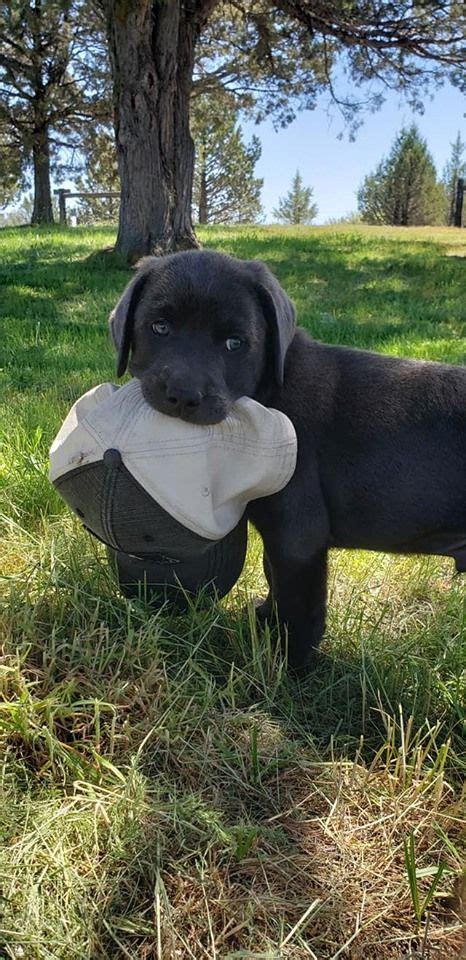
358;125;444;226
0;194;34;225
442;132;466;226
191;94;263;224
75;125;119;223
273;170;318;225
0;0;109;223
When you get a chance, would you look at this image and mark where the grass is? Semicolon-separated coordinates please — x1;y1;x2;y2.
0;223;465;959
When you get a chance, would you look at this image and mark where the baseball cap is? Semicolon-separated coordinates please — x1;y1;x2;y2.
49;379;297;607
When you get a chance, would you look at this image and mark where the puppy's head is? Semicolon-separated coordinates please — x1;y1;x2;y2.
109;250;295;424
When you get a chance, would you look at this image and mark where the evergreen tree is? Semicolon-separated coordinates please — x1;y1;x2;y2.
0;194;34;225
358;125;444;226
273;170;318;225
0;129;24;206
442;132;466;226
191;94;263;224
0;0;109;223
75;125;119;223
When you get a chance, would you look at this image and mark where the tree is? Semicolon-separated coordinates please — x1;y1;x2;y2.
0;128;24;205
99;1;466;261
75;123;119;223
191;93;263;224
357;125;445;226
442;131;466;226
273;170;318;224
0;0;109;223
0;194;34;226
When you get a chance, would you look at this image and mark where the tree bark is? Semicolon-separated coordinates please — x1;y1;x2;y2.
31;123;54;225
454;177;464;228
30;0;54;226
104;0;213;262
198;155;208;224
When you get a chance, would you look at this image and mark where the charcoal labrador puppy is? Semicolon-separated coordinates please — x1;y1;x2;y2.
109;250;466;670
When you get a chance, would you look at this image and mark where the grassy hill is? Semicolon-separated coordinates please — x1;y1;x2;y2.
1;224;465;959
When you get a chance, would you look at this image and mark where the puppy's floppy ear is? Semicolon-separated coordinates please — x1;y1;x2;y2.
109;258;155;378
246;260;296;387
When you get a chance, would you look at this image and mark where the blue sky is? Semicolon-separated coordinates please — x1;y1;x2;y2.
241;82;465;223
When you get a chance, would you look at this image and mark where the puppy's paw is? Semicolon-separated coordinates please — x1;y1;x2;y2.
287;646;320;678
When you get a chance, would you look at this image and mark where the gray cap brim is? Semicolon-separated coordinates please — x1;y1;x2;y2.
108;514;248;609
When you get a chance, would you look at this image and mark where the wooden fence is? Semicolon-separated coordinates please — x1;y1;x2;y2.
54;189;119;225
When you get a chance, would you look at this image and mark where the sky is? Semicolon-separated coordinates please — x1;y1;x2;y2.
241;81;466;223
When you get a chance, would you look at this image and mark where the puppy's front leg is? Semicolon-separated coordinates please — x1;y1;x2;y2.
249;489;330;672
263;543;328;671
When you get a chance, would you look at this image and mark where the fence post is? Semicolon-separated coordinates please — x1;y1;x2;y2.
454;177;464;228
55;189;69;226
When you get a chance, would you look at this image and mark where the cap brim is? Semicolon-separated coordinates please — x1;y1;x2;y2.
108;515;248;610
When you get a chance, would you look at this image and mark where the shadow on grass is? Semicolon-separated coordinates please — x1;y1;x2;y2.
2;529;464;956
4;552;464;774
3;566;464;956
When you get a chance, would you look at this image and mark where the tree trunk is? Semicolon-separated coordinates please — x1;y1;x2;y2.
198;159;208;224
30;0;54;226
31;124;54;225
105;1;206;262
454;177;464;228
448;182;456;227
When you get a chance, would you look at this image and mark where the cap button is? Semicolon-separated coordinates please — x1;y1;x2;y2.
103;448;122;468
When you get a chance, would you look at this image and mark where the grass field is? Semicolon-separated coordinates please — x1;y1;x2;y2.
0;224;465;959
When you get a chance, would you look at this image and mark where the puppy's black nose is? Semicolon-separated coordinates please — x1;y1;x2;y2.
165;382;203;416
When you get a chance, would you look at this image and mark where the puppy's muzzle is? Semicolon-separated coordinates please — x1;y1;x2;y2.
141;372;232;424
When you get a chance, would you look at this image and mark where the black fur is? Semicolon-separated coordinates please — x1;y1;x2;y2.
110;251;466;670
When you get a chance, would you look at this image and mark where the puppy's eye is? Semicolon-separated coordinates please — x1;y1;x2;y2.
152;321;169;336
225;337;244;352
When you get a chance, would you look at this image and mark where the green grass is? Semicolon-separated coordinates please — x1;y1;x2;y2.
1;224;465;959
